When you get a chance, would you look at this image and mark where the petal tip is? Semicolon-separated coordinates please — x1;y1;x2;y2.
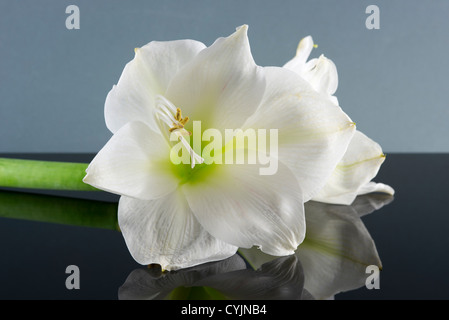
236;24;249;33
297;35;314;55
231;24;249;41
346;121;357;133
301;35;313;44
82;174;92;186
82;169;95;186
385;185;395;196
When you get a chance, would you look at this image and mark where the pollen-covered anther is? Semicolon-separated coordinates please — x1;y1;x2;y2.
169;108;191;135
180;116;189;125
168;124;183;132
175;108;182;121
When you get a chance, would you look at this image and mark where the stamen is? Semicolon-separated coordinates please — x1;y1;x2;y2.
180;116;189;125
155;95;203;168
168;126;180;133
169;108;190;134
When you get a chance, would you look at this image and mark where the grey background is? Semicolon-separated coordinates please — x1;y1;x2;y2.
0;0;448;153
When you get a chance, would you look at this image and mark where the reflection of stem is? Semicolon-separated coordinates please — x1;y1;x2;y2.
0;157;97;191
0;190;118;230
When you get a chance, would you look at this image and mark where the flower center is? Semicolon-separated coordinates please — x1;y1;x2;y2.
155;95;204;168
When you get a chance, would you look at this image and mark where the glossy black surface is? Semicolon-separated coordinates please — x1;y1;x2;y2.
0;153;447;300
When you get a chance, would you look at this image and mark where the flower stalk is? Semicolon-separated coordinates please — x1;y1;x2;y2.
0;157;97;191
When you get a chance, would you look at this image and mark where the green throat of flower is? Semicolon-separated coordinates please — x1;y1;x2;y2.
156;95;219;185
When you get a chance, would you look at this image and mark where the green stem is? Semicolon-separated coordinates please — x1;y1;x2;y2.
0;157;97;191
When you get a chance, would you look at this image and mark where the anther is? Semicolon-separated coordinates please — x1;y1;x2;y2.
175;108;182;122
169;107;190;134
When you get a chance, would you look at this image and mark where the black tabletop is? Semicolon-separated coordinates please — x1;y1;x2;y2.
0;153;447;300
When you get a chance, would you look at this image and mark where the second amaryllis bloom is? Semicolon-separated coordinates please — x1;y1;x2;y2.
284;35;394;205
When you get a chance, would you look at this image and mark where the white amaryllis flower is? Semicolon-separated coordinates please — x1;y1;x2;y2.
83;26;355;270
284;36;395;205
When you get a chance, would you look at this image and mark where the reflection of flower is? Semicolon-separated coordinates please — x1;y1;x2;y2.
119;254;310;300
241;193;393;300
193;255;311;300
297;199;386;299
284;36;394;205
119;255;247;300
83;26;357;270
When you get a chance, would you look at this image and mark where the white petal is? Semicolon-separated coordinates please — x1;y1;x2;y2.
301;55;339;97
243;67;355;201
181;160;305;256
284;37;339;102
283;36;314;74
298;201;382;299
312;130;393;205
83;121;177;200
118;191;238;271
105;40;206;133
165;25;265;131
